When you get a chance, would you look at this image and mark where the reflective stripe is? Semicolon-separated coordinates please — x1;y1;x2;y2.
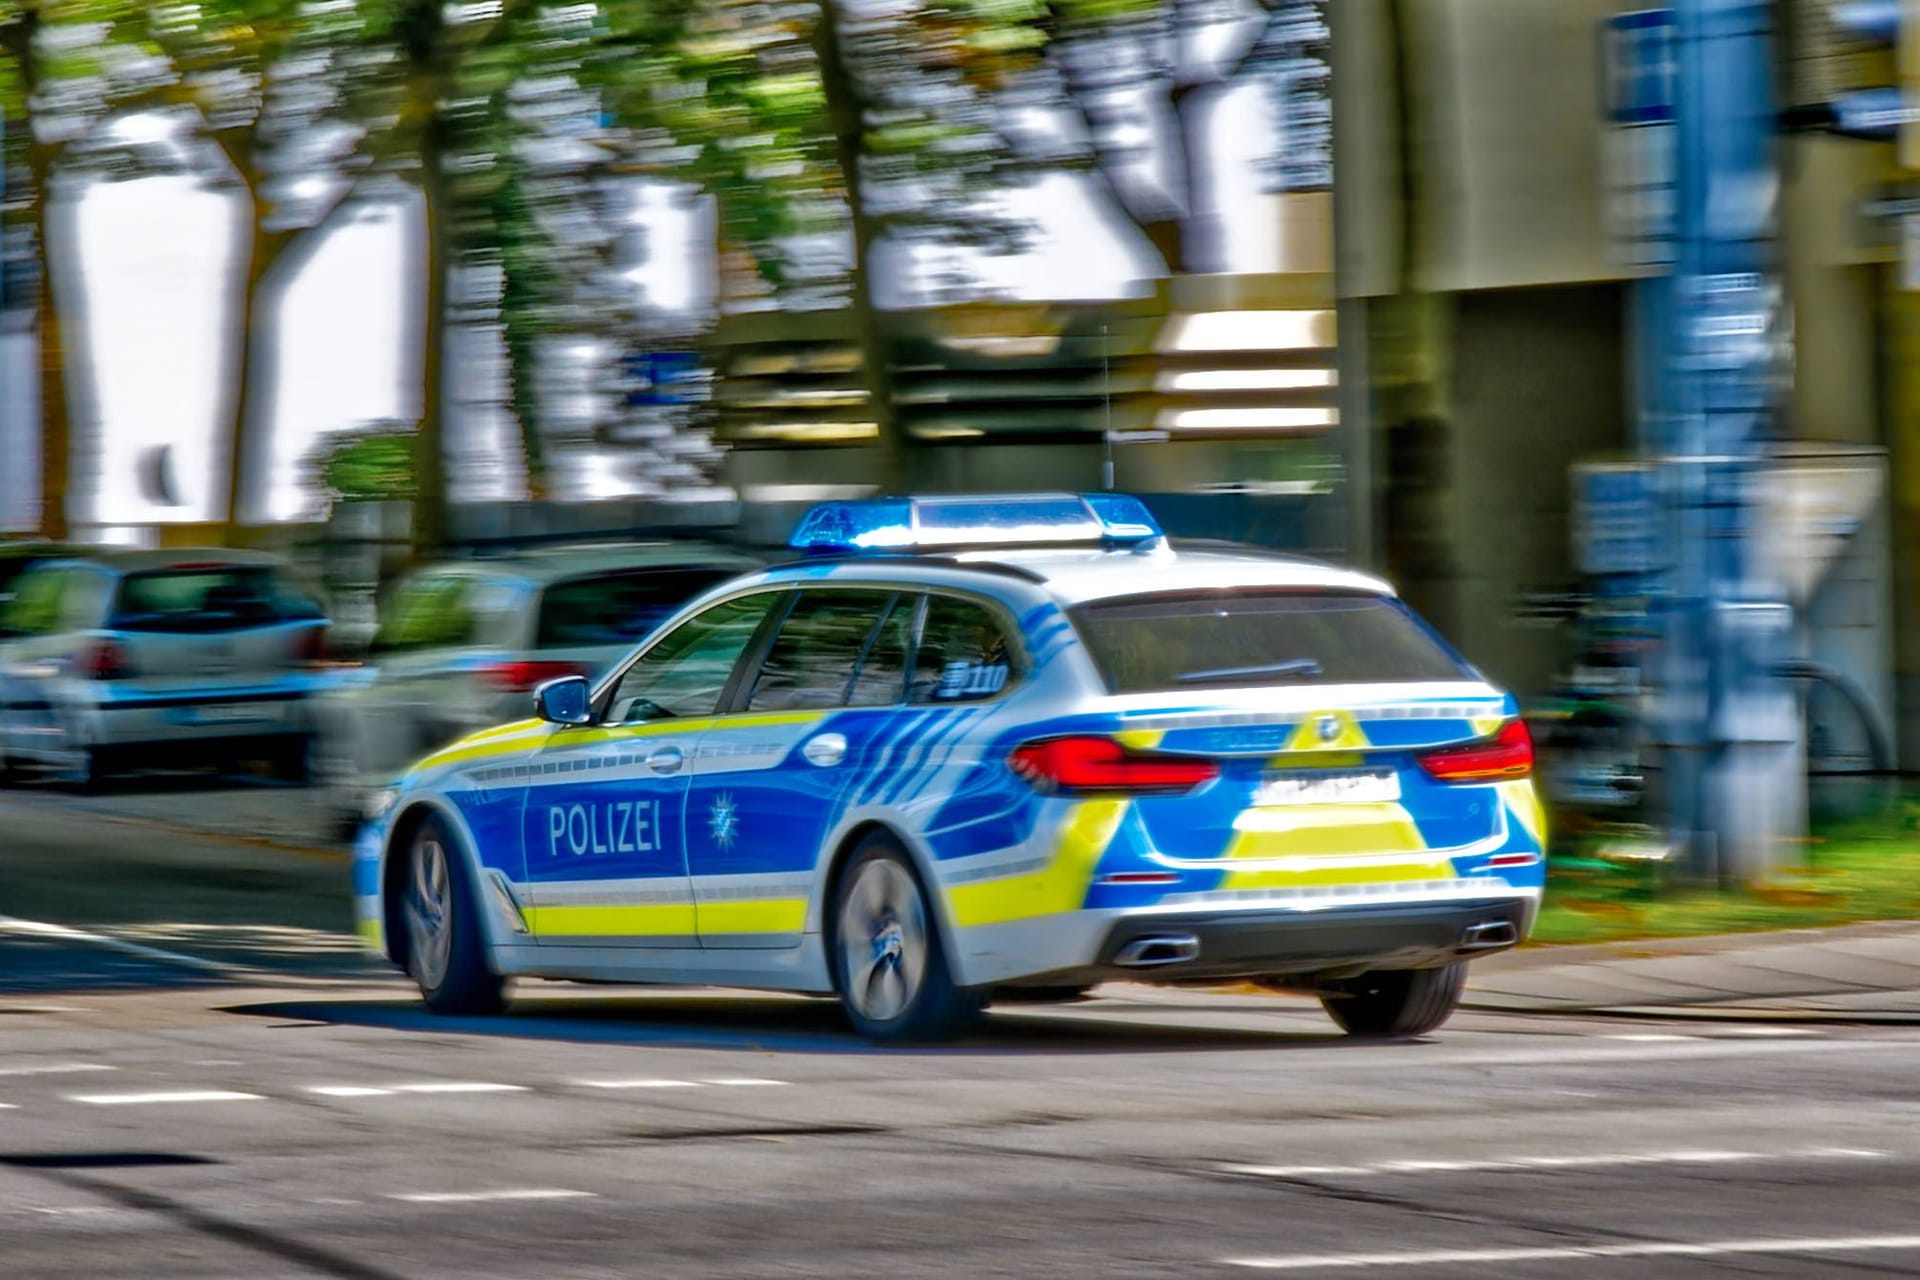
523;903;698;937
1218;802;1455;891
696;899;808;935
947;800;1128;927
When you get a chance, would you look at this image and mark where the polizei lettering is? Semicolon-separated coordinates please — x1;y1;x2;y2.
548;799;662;858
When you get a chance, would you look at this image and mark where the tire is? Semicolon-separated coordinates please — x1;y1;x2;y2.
830;832;979;1043
1320;963;1467;1039
401;816;506;1016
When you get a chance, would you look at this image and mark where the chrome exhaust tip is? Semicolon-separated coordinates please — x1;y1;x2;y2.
1113;934;1201;967
1460;920;1518;950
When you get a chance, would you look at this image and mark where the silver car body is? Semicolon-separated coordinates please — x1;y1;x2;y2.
0;548;330;777
315;543;761;821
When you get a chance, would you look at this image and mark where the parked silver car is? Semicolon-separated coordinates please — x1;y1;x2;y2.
314;542;760;825
0;549;331;788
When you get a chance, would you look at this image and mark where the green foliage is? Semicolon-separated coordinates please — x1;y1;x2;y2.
316;425;418;501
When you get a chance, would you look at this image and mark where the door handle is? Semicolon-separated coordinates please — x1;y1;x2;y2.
647;746;683;775
801;733;848;768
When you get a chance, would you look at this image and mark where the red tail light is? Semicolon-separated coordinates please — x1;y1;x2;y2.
1008;736;1218;796
296;627;330;665
80;641;132;681
1419;720;1534;782
481;660;589;693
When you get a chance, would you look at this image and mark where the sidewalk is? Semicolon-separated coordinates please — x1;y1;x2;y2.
1468;920;1920;1020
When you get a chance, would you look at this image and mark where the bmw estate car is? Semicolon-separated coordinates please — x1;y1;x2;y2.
354;495;1545;1042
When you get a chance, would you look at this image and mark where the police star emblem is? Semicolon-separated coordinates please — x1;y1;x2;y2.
708;794;739;849
1316;714;1341;744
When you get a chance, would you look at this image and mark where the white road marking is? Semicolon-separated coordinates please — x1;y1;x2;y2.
0;1103;17;1110
1223;1147;1886;1180
701;1078;789;1087
1607;1034;1693;1043
1222;1233;1920;1271
69;1090;264;1106
1713;1025;1817;1037
392;1189;595;1204
393;1083;527;1095
578;1079;705;1090
0;1063;115;1077
307;1086;395;1098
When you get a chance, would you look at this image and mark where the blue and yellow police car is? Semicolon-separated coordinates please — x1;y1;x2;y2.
355;494;1544;1042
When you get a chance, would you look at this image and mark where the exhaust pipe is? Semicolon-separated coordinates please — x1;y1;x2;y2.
1113;934;1201;967
1460;920;1517;950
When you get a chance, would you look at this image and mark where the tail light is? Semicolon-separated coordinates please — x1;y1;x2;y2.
80;640;132;681
296;627;330;666
1008;736;1218;796
481;660;589;694
1419;720;1534;783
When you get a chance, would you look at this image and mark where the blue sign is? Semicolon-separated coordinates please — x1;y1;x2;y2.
1574;463;1663;578
1603;10;1677;126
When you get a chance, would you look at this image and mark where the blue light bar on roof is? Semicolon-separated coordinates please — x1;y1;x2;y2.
787;493;1164;553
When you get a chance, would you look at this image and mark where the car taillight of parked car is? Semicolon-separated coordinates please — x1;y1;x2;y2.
79;640;132;681
296;626;331;666
481;660;590;693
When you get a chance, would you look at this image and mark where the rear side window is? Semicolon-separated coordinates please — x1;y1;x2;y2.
111;567;323;635
374;576;477;653
910;595;1018;704
0;565;69;637
1069;590;1471;693
535;568;736;649
746;590;892;712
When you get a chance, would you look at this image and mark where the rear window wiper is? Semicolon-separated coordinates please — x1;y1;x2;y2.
1174;658;1324;684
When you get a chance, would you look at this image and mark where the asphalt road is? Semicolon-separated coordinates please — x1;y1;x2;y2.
6;778;1920;1278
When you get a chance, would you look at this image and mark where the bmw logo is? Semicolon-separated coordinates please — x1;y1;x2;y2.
1316;715;1341;743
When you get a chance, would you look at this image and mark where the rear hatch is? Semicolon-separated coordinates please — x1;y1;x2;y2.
1054;589;1535;889
98;563;327;691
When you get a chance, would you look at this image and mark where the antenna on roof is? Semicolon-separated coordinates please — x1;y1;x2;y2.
1100;322;1115;492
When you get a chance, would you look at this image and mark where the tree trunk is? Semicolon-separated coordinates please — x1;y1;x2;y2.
27;141;70;541
218;212;284;541
413;108;452;555
812;0;907;495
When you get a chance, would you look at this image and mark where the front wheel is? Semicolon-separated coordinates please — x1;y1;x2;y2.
1319;963;1467;1039
831;833;978;1043
402;817;506;1016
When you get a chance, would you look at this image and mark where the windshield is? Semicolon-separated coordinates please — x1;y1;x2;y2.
110;567;324;634
1069;589;1472;693
534;567;738;648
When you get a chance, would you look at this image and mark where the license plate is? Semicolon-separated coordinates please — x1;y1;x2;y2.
183;704;261;726
1255;770;1401;807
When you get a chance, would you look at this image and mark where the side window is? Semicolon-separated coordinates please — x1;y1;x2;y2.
845;594;915;707
745;590;891;713
909;595;1018;704
374;576;477;653
0;567;67;637
605;592;779;724
60;571;112;631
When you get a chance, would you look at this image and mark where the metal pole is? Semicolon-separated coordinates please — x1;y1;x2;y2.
1658;0;1802;881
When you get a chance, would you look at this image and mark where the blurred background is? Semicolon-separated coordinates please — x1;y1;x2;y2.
2;0;1918;893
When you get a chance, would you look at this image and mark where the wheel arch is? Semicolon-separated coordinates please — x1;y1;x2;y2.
380;797;502;967
817;817;970;991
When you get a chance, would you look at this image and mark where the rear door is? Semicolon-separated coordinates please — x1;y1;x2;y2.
107;563;325;690
685;587;912;949
1065;589;1528;897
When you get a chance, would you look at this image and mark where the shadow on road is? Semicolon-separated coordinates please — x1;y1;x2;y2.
224;990;1375;1057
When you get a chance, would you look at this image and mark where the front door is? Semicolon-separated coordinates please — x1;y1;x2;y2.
520;590;784;947
686;588;914;949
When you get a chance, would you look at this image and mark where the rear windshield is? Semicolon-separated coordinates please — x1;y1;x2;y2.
534;568;738;648
110;567;324;634
1070;590;1472;693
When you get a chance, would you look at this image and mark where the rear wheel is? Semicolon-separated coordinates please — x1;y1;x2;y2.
831;833;978;1043
1320;963;1467;1039
403;817;505;1016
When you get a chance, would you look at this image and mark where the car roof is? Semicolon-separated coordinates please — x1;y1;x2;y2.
756;544;1394;608
43;547;291;573
432;542;764;585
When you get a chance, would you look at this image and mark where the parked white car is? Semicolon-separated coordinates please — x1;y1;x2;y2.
314;542;761;827
0;549;332;788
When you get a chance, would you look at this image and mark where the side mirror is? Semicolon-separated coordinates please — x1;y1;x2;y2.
534;674;593;726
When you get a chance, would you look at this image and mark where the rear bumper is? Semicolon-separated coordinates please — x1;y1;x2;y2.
92;689;312;747
1090;898;1536;985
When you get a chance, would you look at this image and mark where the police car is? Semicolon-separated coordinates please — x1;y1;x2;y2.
355;495;1545;1042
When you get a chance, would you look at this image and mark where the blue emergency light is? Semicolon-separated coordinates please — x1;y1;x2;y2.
787;493;1164;554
